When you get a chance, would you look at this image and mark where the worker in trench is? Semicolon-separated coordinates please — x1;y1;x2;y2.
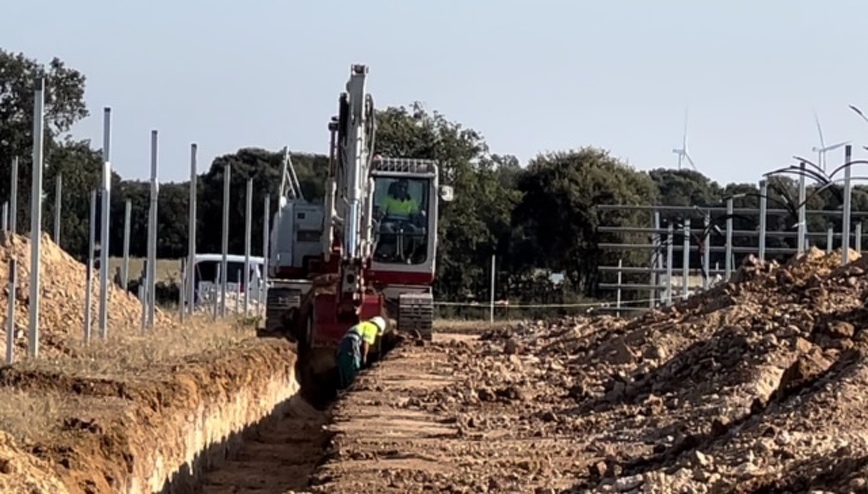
335;315;388;389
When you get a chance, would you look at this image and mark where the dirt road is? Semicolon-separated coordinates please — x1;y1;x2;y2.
309;332;583;493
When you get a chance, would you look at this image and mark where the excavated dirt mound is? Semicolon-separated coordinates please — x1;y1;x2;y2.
311;247;868;493
0;232;174;357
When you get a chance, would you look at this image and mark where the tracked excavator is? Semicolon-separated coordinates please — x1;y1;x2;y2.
264;64;453;372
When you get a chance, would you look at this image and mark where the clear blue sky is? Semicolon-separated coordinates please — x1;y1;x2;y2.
5;0;868;186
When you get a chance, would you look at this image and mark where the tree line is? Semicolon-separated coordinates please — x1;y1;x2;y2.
3;49;867;306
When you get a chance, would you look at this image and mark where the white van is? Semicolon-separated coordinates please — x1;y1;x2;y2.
190;254;265;306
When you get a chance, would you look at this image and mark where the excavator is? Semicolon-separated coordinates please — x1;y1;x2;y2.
264;64;453;373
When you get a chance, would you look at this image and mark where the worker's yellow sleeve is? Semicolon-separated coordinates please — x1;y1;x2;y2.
356;321;378;345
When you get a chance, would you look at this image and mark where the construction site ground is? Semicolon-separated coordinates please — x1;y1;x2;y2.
309;249;868;494
5;231;868;493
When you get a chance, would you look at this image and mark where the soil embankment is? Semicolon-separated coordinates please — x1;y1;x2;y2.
311;248;868;493
0;338;304;493
9;231;868;492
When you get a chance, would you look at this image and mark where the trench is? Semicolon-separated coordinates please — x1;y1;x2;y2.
179;331;403;494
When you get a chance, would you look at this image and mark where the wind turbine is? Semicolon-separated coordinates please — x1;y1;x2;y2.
849;104;868;152
672;109;697;171
810;110;848;173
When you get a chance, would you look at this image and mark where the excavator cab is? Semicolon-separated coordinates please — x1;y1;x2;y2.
366;158;444;340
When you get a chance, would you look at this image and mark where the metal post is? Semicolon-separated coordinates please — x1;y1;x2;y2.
243;178;253;316
28;78;45;358
615;258;622;315
187;143;198;316
725;197;734;279
84;189;96;344
122;200;131;290
703;211;711;289
262;194;270;317
682;219;690;299
220;165;231;317
146;130;159;328
826;225;834;254
98;107;112;339
213;266;220;320
797;161;807;255
843;145;853;264
139;284;147;331
650;211;660;308
53;174;62;244
665;223;674;305
10;156;18;235
1;202;7;232
857;222;863;254
758;179;768;261
179;257;186;322
6;259;16;365
489;254;495;323
232;270;240;313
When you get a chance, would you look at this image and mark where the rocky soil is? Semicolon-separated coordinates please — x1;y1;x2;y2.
313;247;868;493
0;232;175;358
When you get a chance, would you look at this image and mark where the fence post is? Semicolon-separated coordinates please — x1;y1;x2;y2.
220;165;231;317
682;219;690;299
489;254;495;324
10;157;18;235
650;211;660;308
702;211;711;289
6;259;16;365
826;225;834;254
235;269;241;314
666;223;674;305
244;178;252;316
843;145;853;264
1;202;7;233
725;197;734;280
758;179;767;261
179;257;186;322
28;78;46;359
857;222;863;254
53;173;62;244
84;189;97;344
262;194;270;318
615;258;622;316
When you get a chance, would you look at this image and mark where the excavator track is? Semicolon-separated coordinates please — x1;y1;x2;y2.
265;286;301;334
397;292;434;341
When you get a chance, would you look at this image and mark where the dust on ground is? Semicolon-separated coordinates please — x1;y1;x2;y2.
311;247;868;493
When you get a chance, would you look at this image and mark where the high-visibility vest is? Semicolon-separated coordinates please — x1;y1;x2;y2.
382;195;418;215
348;321;378;345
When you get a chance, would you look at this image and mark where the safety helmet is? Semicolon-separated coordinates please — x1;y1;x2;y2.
370;316;387;335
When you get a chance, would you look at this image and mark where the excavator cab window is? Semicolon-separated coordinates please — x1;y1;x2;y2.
372;177;429;264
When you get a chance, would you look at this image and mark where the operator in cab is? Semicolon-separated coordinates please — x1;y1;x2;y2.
381;178;419;216
335;316;388;390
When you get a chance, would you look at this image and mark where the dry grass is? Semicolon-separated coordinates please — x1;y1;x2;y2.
107;257;181;283
0;389;65;443
433;319;508;333
0;313;261;448
15;314;259;380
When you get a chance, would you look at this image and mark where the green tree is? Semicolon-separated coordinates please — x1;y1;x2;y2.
514;147;660;297
0;50;90;237
373;103;511;301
